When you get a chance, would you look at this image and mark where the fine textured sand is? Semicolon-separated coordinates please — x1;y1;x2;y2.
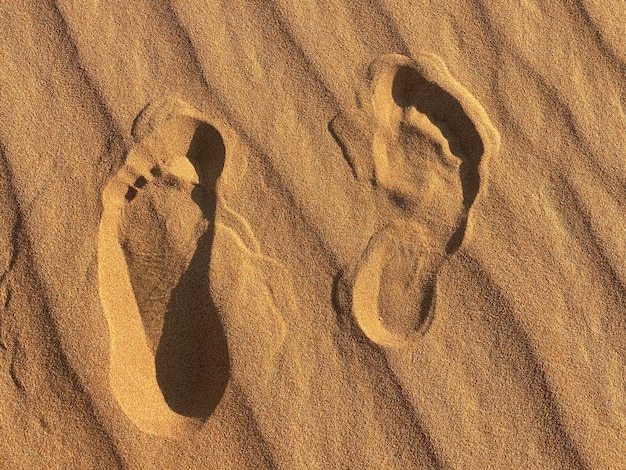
1;1;626;468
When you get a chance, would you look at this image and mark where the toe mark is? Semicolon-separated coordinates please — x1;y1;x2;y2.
150;167;163;178
134;176;148;188
125;186;138;201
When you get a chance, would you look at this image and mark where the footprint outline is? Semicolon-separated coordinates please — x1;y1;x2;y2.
331;52;500;349
99;98;235;437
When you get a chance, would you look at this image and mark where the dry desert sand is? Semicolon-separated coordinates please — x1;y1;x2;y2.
1;1;626;468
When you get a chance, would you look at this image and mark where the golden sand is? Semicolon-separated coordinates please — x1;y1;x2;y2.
1;1;625;468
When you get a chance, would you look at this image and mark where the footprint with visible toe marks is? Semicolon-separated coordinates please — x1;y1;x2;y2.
98;99;233;437
331;53;500;348
99;99;289;437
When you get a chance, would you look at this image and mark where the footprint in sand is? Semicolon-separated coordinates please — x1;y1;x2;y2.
331;53;500;348
97;99;232;438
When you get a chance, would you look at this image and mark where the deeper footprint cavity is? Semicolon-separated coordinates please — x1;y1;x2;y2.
98;100;230;437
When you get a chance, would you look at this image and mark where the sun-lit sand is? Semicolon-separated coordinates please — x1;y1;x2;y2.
1;1;625;468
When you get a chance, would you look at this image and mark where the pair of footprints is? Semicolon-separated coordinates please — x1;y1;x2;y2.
97;53;499;437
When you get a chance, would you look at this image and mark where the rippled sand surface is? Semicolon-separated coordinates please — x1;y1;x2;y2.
1;2;625;468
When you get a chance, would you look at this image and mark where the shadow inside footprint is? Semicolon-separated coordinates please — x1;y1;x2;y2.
391;66;485;254
392;66;484;204
154;123;228;419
